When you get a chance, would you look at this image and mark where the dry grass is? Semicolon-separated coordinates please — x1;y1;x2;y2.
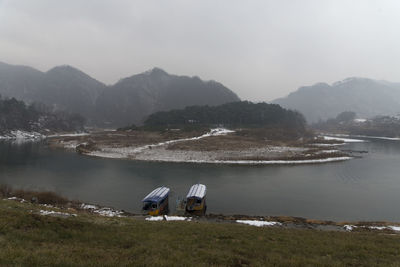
167;134;270;151
1;199;400;266
0;185;69;206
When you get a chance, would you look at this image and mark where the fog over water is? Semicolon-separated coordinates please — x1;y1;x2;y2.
1;0;400;101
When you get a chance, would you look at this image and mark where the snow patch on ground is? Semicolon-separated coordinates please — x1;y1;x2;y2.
0;130;44;142
236;220;282;227
145;216;164;221
93;208;124;217
179;157;352;165
322;136;365;143
326;133;400;141
165;216;192;221
87;150;126;159
351;135;400;141
343;225;355;231
312;143;344;147
145;216;192;221
60;140;80;150
344;225;400;232
317;150;339;154
6;197;28;203
47;132;89;137
389;226;400;231
80;203;124;217
87;128;236;159
38;210;77;217
354;119;367;123
80;204;98;210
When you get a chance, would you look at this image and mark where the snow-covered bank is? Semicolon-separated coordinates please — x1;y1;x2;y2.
0;130;44;142
236;220;282;227
185;157;352;165
331;133;400;141
353;135;400;141
47;132;89;138
0;130;89;143
145;216;192;221
344;225;400;232
322;136;365;143
38;210;77;217
80;203;125;217
113;127;234;154
87;128;236;159
88;146;351;165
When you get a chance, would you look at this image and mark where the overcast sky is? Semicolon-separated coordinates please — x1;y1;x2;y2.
0;0;399;101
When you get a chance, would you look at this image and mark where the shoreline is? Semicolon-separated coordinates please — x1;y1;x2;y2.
4;197;400;233
84;152;353;165
326;133;400;141
47;128;356;165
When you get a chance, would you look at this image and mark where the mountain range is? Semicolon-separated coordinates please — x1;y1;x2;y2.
273;77;400;123
0;62;239;127
3;60;399;127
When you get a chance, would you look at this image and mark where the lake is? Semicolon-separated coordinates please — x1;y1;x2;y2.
1;137;400;222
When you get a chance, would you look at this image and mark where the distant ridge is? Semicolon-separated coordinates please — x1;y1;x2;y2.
273;77;400;123
0;62;240;127
95;67;240;127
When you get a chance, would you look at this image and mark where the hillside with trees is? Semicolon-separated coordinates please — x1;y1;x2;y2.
313;111;400;138
144;101;308;138
0;96;85;134
0;62;240;127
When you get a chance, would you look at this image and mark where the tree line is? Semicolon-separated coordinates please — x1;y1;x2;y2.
144;101;306;130
0;95;85;133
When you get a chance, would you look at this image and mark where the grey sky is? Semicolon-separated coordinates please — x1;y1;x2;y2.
1;0;399;101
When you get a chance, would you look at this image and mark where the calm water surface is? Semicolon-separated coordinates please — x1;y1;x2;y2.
1;138;400;221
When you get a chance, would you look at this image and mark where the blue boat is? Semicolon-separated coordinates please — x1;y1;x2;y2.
142;186;170;215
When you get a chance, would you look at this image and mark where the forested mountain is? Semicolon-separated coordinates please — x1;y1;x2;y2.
313;111;400;138
0;62;106;123
41;66;106;120
95;68;240;127
273;77;400;123
0;96;85;134
0;62;45;101
0;62;240;127
145;101;306;132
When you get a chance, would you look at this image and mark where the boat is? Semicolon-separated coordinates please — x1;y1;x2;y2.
142;186;170;215
185;184;207;215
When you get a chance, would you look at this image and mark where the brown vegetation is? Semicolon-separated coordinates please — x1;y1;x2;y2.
0;185;69;206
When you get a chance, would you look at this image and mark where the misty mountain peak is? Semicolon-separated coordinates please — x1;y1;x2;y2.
0;61;240;127
47;65;86;76
273;77;400;123
144;67;168;77
332;77;372;87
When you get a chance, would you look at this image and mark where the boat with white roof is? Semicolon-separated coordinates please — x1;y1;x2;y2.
185;184;207;215
142;186;170;215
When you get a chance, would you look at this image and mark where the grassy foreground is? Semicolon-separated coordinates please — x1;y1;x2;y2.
1;200;400;266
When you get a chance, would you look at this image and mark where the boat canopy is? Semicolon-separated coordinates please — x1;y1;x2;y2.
186;184;206;199
142;187;170;203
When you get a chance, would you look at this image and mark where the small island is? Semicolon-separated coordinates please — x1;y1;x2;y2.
48;101;354;165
